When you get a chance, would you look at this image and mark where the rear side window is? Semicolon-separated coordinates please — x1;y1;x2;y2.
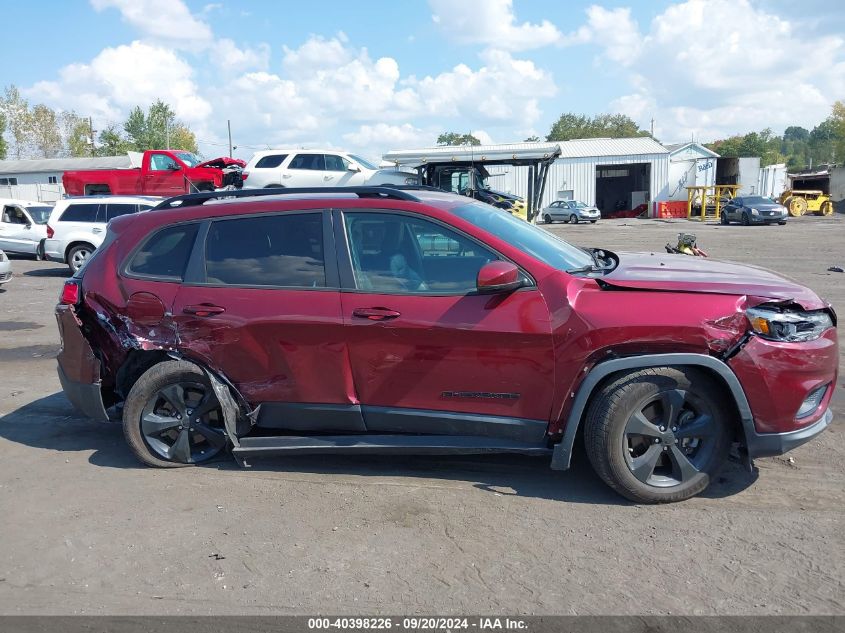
127;224;199;280
105;203;138;221
255;154;288;169
289;154;325;170
59;203;99;223
205;213;325;288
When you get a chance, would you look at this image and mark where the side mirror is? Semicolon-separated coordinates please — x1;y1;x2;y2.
477;261;523;294
347;163;361;172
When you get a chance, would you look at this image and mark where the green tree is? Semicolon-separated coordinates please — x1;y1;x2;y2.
1;85;33;158
783;126;809;143
546;112;649;141
62;113;92;157
97;124;132;156
524;135;541;142
0;111;7;159
30;104;63;158
436;132;481;146
123;100;195;151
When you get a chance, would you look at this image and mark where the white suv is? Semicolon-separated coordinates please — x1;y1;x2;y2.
242;149;416;189
44;196;162;272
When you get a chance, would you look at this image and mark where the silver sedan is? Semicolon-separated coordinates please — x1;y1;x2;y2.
541;200;601;224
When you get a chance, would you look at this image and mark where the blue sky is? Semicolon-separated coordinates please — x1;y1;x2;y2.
7;1;845;161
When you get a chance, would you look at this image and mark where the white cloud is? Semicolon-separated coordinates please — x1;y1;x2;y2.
429;0;562;51
581;6;642;65
343;123;432;149
596;0;845;141
28;41;211;125
90;0;213;47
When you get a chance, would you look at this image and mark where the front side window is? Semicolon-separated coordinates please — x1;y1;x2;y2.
255;154;288;169
288;154;325;171
205;213;325;287
59;203;100;223
324;154;349;171
149;154;179;171
127;223;198;279
2;206;28;224
344;212;498;294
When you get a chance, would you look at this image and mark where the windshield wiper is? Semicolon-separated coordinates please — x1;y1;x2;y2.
566;264;599;274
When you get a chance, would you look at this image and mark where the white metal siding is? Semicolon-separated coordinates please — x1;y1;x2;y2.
0;183;65;202
488;153;669;208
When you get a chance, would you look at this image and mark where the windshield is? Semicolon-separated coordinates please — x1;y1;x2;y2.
174;151;202;167
25;206;53;224
743;196;776;205
348;154;377;170
575;201;588;208
451;202;594;271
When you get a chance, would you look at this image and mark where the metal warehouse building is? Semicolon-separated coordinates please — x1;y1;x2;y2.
486;137;670;216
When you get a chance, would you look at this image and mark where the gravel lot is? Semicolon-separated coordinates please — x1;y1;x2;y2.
0;214;843;615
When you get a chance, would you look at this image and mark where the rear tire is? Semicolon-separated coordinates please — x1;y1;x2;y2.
67;243;95;273
584;367;732;504
123;361;228;468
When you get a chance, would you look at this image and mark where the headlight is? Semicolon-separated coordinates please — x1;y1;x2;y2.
750;208;759;215
0;251;6;262
746;306;834;342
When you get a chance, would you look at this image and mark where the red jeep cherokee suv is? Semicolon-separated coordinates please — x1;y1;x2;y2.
55;187;838;503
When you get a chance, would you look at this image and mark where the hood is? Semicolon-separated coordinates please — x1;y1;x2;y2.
600;251;827;309
196;156;246;169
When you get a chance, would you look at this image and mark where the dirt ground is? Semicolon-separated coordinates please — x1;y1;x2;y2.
0;214;843;615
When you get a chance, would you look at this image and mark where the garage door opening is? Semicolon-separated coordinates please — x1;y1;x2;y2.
595;163;650;217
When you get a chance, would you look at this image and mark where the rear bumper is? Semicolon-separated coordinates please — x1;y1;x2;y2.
745;407;833;458
43;239;65;263
55;305;109;422
57;363;109;421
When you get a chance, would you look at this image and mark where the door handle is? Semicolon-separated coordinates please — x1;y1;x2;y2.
282;174;292;179
183;304;226;317
324;175;333;180
352;307;401;321
92;228;103;234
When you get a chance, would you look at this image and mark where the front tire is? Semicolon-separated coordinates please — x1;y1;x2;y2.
584;367;732;503
741;212;750;226
123;361;228;468
544;214;552;224
720;212;729;225
67;243;95;273
570;214;579;224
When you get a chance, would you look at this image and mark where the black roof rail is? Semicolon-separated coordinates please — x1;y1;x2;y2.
378;184;447;193
154;186;420;210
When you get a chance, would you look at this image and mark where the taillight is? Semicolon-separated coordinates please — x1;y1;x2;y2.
241;172;249;180
47;224;54;239
60;280;81;305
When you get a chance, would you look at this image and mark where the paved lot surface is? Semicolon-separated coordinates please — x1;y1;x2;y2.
0;214;843;615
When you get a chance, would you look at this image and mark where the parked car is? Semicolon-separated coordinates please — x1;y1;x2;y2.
721;196;788;226
44;196;161;272
0;198;54;256
55;186;837;503
63;150;245;197
242;149;416;189
542;200;600;224
0;249;11;285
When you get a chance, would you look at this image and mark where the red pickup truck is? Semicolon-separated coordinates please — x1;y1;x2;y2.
63;149;245;197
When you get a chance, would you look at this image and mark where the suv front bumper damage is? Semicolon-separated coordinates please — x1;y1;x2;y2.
56;305;109;422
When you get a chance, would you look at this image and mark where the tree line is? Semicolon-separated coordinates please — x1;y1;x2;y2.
0;85;198;160
436;102;845;172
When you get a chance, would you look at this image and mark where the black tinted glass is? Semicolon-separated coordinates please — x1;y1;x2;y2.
324;154;347;171
205;213;325;287
59;203;99;223
255;154;288;169
289;154;324;170
106;204;138;221
128;224;198;279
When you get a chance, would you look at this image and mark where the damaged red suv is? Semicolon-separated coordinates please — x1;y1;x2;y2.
55;187;838;503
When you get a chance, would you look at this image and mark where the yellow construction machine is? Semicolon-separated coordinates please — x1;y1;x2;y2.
779;190;834;217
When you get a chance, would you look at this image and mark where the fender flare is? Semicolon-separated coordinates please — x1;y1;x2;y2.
550;353;755;470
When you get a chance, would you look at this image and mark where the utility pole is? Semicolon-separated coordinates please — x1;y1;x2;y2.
650;118;654;138
166;120;170;150
88;117;96;157
227;120;233;157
